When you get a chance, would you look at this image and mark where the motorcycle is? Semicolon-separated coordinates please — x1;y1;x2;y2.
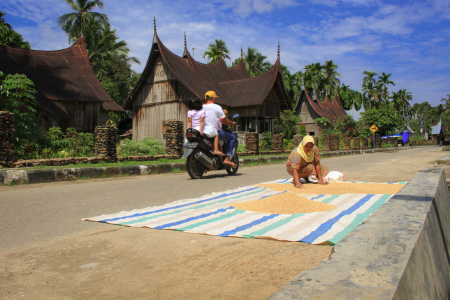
182;114;239;179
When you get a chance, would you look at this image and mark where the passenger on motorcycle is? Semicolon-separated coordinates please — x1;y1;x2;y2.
202;91;237;168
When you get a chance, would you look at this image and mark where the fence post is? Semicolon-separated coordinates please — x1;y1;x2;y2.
94;125;118;162
0;111;15;168
245;132;259;154
165;120;184;158
272;134;284;152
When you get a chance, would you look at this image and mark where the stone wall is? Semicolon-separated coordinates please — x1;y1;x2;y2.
343;137;351;150
352;137;360;150
94;125;118;162
293;135;303;148
245;132;259;154
272;134;284;151
0;111;15;168
330;134;339;151
322;134;331;150
165;120;184;158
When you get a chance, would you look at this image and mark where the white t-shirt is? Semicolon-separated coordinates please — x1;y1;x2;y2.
187;109;206;130
202;103;225;137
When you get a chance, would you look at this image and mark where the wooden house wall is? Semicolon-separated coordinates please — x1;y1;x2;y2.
132;55;193;142
300;100;322;137
63;102;108;132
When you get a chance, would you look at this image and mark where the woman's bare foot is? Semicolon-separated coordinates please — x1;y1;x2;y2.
214;151;225;156
223;158;236;168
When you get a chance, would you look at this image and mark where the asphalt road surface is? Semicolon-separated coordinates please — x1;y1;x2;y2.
0;147;444;251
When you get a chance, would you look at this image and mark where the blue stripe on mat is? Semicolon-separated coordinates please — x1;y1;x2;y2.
300;194;375;244
100;186;259;222
154;207;235;229
218;214;280;236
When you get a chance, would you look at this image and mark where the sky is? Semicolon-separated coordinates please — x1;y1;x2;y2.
1;0;450;107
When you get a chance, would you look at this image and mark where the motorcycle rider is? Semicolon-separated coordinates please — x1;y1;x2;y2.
202;91;237;168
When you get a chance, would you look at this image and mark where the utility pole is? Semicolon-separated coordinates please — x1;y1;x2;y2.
192;47;197;58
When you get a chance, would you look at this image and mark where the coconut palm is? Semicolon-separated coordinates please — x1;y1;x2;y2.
83;19;139;77
242;47;272;77
281;65;301;106
376;72;395;104
362;70;378;91
57;0;108;43
202;39;230;63
0;11;31;49
392;89;413;118
304;63;324;99
322;60;341;95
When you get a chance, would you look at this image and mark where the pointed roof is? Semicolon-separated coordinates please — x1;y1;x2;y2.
431;119;442;135
125;29;291;111
344;100;366;121
0;38;124;119
298;84;347;124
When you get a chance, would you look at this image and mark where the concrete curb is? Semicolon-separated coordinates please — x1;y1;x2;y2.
268;167;450;299
0;146;413;186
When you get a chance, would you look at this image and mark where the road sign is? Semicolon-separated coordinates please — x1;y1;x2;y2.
370;124;378;133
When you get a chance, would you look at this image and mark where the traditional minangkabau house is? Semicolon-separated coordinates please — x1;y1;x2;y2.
294;85;347;136
0;38;124;131
123;21;291;142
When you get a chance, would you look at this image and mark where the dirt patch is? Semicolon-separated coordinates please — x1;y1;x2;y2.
0;227;332;300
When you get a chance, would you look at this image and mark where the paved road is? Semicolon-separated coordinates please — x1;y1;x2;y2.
0;147;444;251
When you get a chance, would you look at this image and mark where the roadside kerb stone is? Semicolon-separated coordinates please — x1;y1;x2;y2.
269;167;450;300
4;170;28;185
55;168;81;182
26;169;55;184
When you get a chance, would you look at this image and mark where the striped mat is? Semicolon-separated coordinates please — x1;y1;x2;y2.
83;179;406;245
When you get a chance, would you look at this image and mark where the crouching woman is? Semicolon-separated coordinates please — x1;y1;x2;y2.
286;135;329;188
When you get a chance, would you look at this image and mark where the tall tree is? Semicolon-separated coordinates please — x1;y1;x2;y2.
0;11;31;49
322;60;341;96
392;88;413;119
243;47;272;77
202;39;230;64
441;93;450;110
57;0;108;43
281;65;301;107
376;72;395;104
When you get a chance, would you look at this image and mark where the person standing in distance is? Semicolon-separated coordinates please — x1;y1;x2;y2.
202;91;237;167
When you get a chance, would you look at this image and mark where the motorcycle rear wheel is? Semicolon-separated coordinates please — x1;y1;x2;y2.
187;151;205;179
226;153;239;175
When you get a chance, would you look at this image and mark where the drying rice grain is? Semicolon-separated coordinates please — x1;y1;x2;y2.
230;192;336;214
257;182;404;195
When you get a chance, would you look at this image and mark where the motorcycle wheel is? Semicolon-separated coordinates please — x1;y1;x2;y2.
226;153;239;175
186;151;205;179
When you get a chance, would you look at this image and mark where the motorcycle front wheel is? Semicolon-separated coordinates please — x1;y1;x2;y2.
186;151;205;179
226;153;239;175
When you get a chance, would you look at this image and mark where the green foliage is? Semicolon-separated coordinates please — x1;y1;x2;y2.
202;39;230;64
298;124;307;136
237;144;246;153
358;105;402;137
283;139;294;151
381;143;395;148
314;117;331;127
118;137;166;156
40;127;94;158
334;115;357;136
0;11;31;49
0;73;40;159
338;85;362;110
275;110;300;140
260;131;272;151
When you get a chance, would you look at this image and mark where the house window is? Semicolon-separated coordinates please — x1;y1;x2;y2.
309;132;315;136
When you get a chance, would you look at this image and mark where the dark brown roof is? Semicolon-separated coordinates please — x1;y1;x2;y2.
0;38;123;119
299;85;347;124
125;31;291;111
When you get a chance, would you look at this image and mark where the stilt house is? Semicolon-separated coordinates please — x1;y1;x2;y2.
123;23;291;142
0;38;124;131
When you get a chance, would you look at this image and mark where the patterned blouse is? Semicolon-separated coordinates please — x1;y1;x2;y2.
286;146;320;175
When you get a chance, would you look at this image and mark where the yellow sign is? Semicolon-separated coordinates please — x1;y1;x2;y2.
370;124;378;133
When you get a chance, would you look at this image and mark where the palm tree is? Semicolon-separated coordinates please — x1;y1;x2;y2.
376;72;395;104
304;63;324;99
57;0;108;43
242;47;272;77
322;60;341;96
0;11;12;30
202;39;230;63
281;65;301;106
441;94;450;110
0;11;31;49
362;70;378;91
83;19;139;77
392;89;413;118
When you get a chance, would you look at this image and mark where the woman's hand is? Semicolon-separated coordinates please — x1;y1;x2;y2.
294;182;303;188
318;180;326;185
200;131;204;136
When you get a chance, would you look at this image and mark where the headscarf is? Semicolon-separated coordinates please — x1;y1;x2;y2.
297;135;315;162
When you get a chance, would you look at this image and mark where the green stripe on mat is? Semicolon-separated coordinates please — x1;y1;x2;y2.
243;213;305;239
327;194;392;245
175;209;247;231
321;194;340;204
120;188;268;225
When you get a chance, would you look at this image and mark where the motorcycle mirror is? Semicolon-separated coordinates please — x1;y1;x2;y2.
233;114;239;118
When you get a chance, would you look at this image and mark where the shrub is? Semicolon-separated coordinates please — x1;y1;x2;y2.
283;139;294;151
237;144;246;153
118;137;166;156
40;127;94;158
260;131;272;151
